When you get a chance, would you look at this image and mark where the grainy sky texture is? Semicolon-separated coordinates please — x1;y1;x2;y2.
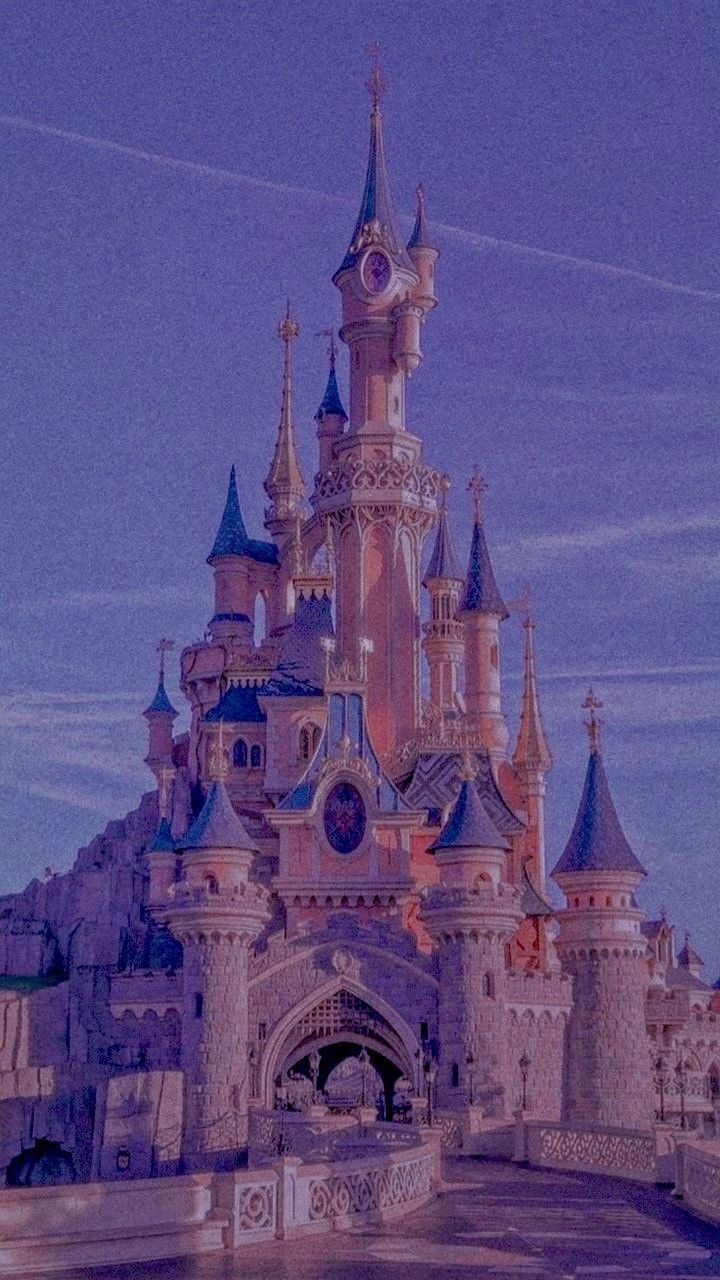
1;2;719;971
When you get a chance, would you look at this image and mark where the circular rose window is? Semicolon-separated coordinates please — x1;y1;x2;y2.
323;781;367;855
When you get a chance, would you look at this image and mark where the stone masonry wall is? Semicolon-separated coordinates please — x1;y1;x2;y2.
435;935;509;1115
563;951;655;1129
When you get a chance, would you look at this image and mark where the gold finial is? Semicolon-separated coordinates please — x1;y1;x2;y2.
157;637;174;681
278;300;299;345
416;182;425;211
207;722;229;783
468;465;488;523
158;763;174;819
365;41;387;111
582;687;604;754
439;473;451;509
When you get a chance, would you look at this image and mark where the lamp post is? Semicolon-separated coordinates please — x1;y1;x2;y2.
358;1047;370;1108
465;1051;475;1107
675;1057;687;1131
519;1053;531;1113
654;1055;668;1124
423;1058;438;1127
309;1049;321;1104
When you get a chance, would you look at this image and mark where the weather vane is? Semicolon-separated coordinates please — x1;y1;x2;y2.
318;327;337;367
468;465;488;523
157;637;174;681
582;687;604;754
365;41;387;111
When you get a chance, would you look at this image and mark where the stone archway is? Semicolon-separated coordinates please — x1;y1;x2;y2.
259;980;419;1114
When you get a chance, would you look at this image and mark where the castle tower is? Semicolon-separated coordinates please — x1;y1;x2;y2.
142;639;178;785
150;736;269;1167
422;476;464;714
458;468;510;762
264;304;307;542
313;53;440;756
551;691;655;1129
205;466;256;645
314;332;348;471
512;609;552;891
421;761;523;1114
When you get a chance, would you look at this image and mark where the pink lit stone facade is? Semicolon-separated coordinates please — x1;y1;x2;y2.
0;80;715;1191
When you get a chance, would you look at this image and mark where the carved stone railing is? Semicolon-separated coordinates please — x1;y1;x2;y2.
0;1133;439;1272
675;1139;720;1226
518;1119;661;1183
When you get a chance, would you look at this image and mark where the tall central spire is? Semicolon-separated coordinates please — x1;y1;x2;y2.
335;47;413;277
513;611;551;772
264;303;307;533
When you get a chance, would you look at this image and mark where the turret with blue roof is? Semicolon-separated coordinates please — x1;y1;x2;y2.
208;466;279;568
552;690;646;881
143;640;178;782
458;467;508;620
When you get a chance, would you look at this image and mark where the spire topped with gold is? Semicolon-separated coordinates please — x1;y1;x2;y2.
513;599;552;773
468;465;488;524
264;302;307;529
365;41;387;114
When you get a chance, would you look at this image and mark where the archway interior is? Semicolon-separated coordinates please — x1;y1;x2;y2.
287;1042;401;1119
271;988;414;1120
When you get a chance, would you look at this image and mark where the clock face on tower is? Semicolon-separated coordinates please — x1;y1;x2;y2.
362;250;392;295
323;781;367;855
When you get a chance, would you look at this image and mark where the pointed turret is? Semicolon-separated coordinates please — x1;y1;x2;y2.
334;56;412;278
514;615;551;772
422;476;464;714
148;817;174;853
458;470;508;619
264;304;307;537
431;776;509;854
315;333;347;470
207;466;248;561
551;692;655;1129
677;933;704;979
552;693;645;879
460;468;509;759
407;184;438;314
178;780;258;853
423;480;463;586
143;640;178;783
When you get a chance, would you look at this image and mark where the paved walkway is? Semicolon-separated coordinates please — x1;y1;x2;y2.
46;1156;720;1279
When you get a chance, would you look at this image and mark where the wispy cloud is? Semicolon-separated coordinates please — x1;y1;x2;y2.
486;381;720;409
13;585;195;614
0;691;141;729
434;220;720;302
520;660;720;683
0;777;125;818
502;509;720;559
3;112;718;304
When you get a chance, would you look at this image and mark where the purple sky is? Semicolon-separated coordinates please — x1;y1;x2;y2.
2;2;719;973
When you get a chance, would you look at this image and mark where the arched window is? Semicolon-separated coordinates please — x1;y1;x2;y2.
233;738;248;768
481;972;495;999
490;642;499;670
253;592;267;646
451;1062;460;1088
708;1064;720;1102
299;723;321;762
250;744;262;769
204;874;219;895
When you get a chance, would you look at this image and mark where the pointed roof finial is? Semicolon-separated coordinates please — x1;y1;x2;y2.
582;687;604;755
157;637;174;681
423;475;463;585
468;465;488;524
207;722;229;784
264;304;306;517
315;328;348;422
365;41;387;113
513;606;552;773
408;183;432;250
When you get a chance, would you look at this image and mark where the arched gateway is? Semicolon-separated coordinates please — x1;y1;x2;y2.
259;981;420;1119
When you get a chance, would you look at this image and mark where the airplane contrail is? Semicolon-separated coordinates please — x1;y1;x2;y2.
2;112;718;303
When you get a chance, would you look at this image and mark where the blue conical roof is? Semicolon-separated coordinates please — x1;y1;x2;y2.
148;817;174;853
408;185;434;250
423;505;463;584
316;364;347;422
552;751;646;877
431;779;509;852
208;466;249;561
459;519;508;618
204;685;267;724
178;780;258;852
335;105;414;277
143;678;178;718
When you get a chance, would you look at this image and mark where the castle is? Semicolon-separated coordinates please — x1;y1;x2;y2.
1;63;718;1185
